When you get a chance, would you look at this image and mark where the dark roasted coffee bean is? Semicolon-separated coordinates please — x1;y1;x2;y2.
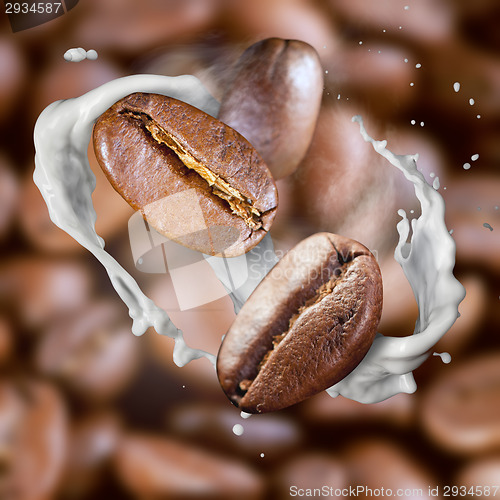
167;403;302;461
455;456;500;490
59;411;122;498
114;433;265;499
344;438;437;500
93;92;278;257
0;256;92;329
273;453;349;498
218;38;323;179
217;232;382;413
420;352;500;455
0;380;68;500
35;300;140;402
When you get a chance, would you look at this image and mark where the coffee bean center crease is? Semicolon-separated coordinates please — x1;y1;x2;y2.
122;109;263;231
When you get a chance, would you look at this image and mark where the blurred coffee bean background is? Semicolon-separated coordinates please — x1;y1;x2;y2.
1;0;499;498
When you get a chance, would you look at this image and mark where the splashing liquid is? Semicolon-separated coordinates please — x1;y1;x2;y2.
33;78;464;404
33;75;220;367
324;117;465;403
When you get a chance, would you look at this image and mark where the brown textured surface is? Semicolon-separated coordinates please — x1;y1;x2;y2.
93;92;278;256
218;38;323;179
217;232;383;413
420;353;500;455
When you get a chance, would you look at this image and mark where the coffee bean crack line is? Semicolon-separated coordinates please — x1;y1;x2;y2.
237;252;359;397
124;110;263;231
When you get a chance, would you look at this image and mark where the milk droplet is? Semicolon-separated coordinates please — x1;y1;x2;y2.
325;70;329;74
420;121;424;127
404;5;409;10
260;453;265;458
359;41;363;45
483;223;493;231
404;58;408;63
86;49;98;60
471;154;479;161
495;206;499;210
453;82;460;92
232;424;244;436
411;120;416;125
477;114;481;119
410;82;415;87
433;352;451;364
240;411;252;419
463;163;471;170
469;98;475;105
416;63;421;68
430;172;436;178
433;177;440;190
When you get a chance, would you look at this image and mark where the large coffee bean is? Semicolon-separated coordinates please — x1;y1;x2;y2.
114;433;264;499
93;92;278;257
0;380;68;500
344;439;437;500
35;300;140;402
420;352;500;455
217;232;382;413
218;38;323;179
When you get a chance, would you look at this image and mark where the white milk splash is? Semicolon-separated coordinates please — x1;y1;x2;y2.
33;76;465;404
324;116;465;403
33;75;220;367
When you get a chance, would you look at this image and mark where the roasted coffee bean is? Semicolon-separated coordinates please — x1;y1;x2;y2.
444;175;500;272
218;38;323;179
326;0;454;46
93;92;278;257
167;403;303;461
0;380;68;500
0;154;18;240
59;411;122;498
74;0;219;57
114;433;265;499
220;0;340;62
454;456;500;490
292;104;446;255
344;438;437;500
217;232;382;413
273;453;349;498
0;256;92;329
0;37;26;123
0;317;12;367
420;352;500;455
35;300;140;402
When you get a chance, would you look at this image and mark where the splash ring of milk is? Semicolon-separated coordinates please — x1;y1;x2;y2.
33;76;465;404
34;75;220;367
